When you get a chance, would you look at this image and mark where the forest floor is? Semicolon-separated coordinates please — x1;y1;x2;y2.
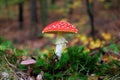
0;1;120;51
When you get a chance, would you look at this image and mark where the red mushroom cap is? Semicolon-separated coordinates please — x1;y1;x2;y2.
42;21;78;33
21;59;36;65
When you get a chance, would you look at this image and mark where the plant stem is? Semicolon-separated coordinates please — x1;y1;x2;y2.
4;55;16;69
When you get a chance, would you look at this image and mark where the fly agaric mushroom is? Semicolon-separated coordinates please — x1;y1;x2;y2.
21;59;36;78
42;21;78;59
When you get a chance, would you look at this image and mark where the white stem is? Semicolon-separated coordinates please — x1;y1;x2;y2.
55;33;68;59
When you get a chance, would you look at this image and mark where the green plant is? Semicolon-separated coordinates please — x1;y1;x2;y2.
95;60;120;80
94;44;120;78
1;36;120;79
66;46;100;76
0;36;28;79
33;45;100;80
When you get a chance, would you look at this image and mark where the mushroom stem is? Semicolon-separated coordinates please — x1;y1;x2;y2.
55;32;68;59
27;65;32;77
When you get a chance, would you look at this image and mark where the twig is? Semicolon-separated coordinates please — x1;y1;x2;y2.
16;71;27;80
3;55;17;69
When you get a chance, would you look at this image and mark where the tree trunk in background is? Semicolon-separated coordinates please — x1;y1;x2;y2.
39;0;48;27
4;0;11;21
30;0;38;23
68;0;73;15
51;0;56;4
29;0;38;39
86;0;95;40
105;0;111;2
112;0;120;10
18;1;24;30
4;0;9;10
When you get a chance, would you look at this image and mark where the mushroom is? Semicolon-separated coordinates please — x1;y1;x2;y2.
42;21;78;59
36;71;44;80
20;59;36;78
